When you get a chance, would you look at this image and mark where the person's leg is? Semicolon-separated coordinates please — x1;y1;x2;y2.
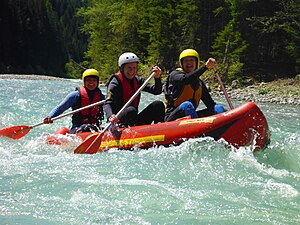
117;106;137;127
196;108;214;117
74;124;100;133
196;104;225;118
165;108;185;122
136;100;165;125
165;101;197;122
214;104;226;114
70;125;80;134
178;101;197;118
152;101;165;123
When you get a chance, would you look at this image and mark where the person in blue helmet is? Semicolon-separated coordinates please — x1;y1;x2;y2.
43;69;106;133
164;49;225;121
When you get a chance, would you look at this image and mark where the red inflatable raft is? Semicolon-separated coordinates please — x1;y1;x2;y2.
46;102;271;152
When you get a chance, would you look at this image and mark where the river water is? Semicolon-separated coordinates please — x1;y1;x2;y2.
0;78;299;224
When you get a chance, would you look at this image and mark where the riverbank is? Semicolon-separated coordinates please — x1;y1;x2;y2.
1;74;300;105
212;78;300;105
0;74;66;80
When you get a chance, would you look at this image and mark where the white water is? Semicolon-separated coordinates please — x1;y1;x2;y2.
0;78;299;224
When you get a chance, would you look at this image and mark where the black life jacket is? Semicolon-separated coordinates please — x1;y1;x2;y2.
164;69;203;109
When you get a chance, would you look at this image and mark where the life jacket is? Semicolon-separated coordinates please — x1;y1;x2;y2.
164;68;202;109
72;86;103;125
116;71;139;108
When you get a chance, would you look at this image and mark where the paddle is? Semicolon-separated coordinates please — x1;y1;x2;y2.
74;72;155;154
213;67;234;110
0;99;105;140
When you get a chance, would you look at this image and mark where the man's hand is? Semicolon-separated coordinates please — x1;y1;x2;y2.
152;66;162;78
43;116;53;124
205;58;217;68
108;114;119;124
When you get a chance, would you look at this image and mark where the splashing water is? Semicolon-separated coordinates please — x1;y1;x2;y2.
0;78;299;224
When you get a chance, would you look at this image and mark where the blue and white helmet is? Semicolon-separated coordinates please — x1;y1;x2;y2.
118;52;139;67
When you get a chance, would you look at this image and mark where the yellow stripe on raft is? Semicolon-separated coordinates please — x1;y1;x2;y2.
179;117;215;125
99;135;165;149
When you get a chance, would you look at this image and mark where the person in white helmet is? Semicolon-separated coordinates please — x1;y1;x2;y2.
104;52;165;127
43;69;105;133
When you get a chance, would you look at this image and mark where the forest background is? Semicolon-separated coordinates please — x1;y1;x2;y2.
0;0;299;85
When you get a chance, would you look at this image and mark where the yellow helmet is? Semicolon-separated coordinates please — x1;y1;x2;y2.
82;69;100;84
179;49;200;69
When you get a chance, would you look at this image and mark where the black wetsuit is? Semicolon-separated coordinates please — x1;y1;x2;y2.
164;65;216;121
104;73;165;126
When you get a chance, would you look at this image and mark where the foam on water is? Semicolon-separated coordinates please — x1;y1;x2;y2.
0;78;299;224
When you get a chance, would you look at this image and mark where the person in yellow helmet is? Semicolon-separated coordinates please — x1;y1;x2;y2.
164;49;225;121
43;69;106;133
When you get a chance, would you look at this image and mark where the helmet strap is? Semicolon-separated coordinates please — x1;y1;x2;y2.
119;66;124;74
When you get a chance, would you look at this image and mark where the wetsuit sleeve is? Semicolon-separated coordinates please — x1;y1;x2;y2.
103;77;120;119
139;77;163;95
169;65;207;84
101;92;106;100
48;90;79;118
200;80;216;110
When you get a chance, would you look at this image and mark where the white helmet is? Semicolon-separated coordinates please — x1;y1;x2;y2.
118;52;139;67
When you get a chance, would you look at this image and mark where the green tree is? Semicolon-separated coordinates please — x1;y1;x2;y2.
0;0;68;75
211;0;248;82
241;0;300;80
50;0;88;63
138;0;178;71
79;0;145;80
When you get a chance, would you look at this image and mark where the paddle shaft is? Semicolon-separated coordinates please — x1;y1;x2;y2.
213;67;234;110
31;99;105;128
117;72;155;117
97;72;155;131
73;72;156;154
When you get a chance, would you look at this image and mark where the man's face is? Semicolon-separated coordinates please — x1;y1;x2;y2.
182;56;197;73
123;62;138;79
84;77;98;90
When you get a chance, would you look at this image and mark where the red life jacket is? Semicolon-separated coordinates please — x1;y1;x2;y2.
116;71;139;108
72;86;102;124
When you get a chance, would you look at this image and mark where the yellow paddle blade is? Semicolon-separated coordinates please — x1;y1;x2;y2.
0;125;32;140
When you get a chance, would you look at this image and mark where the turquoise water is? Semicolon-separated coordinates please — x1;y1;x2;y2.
0;78;299;224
